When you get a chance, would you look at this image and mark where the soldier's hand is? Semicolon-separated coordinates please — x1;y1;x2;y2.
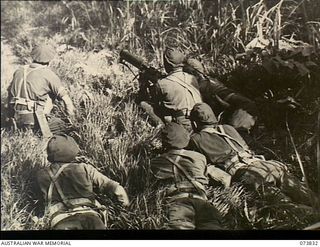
62;95;75;116
229;108;256;131
114;185;130;207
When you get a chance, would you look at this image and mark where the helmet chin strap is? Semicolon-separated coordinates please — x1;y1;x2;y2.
163;59;173;73
191;121;198;131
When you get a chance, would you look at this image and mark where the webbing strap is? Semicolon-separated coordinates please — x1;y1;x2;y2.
47;163;71;209
166;73;202;108
164;150;206;195
22;66;29;100
173;154;181;189
218;125;242;152
16;65;44;101
202;125;250;153
171;74;202;100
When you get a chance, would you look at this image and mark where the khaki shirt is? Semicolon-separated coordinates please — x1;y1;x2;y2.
8;63;67;113
188;124;248;169
158;68;202;116
37;163;120;206
150;149;208;189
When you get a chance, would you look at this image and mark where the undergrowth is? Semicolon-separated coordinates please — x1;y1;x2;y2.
1;0;319;230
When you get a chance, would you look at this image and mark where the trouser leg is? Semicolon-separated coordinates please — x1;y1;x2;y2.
193;199;225;230
14;112;36;129
234;163;315;206
166;198;196;230
139;101;164;127
281;173;314;205
53;212;105;230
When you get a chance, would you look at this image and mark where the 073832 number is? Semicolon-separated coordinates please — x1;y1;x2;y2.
300;241;319;246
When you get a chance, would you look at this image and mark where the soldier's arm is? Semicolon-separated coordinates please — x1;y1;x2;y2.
7;70;18;110
85;164;129;206
206;165;231;187
61;95;75;116
33;169;49;217
139;101;164;127
47;71;75;116
199;77;256;113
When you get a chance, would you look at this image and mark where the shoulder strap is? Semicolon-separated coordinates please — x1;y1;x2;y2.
217;125;242;152
202;125;250;153
47;163;72;209
15;65;28;100
164;150;205;194
167;74;202;104
16;65;44;100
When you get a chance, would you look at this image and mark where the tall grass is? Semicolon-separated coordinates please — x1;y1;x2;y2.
1;0;320;230
1;130;48;230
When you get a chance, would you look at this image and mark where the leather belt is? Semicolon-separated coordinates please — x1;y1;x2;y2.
10;98;37;112
167;192;207;202
166;187;199;195
48;197;95;216
50;206;99;228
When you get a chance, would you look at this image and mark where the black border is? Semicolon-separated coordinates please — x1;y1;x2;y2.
1;230;320;240
1;1;320;243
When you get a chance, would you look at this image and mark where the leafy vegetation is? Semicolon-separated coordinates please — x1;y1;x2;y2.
1;0;319;230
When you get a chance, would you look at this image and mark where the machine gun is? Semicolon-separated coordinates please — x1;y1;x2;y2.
119;50;166;102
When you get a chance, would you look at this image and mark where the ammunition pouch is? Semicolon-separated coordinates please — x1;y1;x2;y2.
10;97;37;112
9;97;52;137
164;180;208;202
225;152;288;189
48;198;107;228
9;98;37;127
225;151;263;176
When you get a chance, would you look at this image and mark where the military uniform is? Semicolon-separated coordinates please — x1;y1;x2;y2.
153;48;202;131
36;135;129;230
150;123;224;229
157;67;202;130
184;58;257;131
7;44;74;137
188;103;312;205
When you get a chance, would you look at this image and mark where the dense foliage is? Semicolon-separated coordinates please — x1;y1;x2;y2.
1;0;319;230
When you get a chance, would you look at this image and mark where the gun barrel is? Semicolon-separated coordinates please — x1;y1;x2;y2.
120;50;147;70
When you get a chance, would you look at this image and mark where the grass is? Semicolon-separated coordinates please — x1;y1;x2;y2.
0;41;167;230
1;41;262;230
1;0;320;230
